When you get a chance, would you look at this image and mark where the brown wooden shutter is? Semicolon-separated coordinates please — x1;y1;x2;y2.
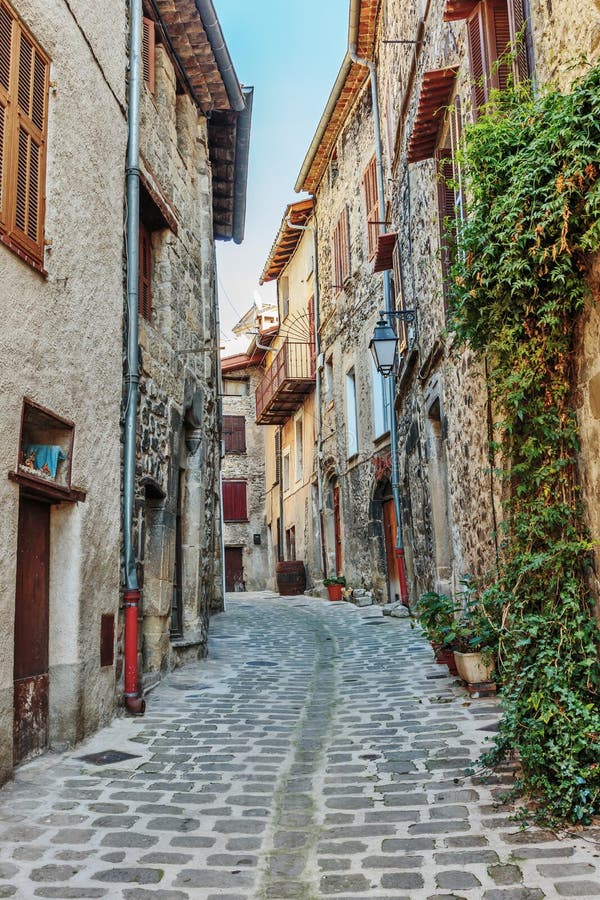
341;206;350;283
332;207;350;294
13;27;47;258
436;148;457;306
467;5;487;119
508;0;530;82
222;415;246;453
488;0;511;92
0;3;48;267
142;17;155;94
0;3;11;225
222;481;247;522
139;220;152;319
274;430;281;483
363;156;379;258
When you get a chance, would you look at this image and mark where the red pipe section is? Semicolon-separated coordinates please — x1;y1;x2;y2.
396;547;410;608
123;589;145;714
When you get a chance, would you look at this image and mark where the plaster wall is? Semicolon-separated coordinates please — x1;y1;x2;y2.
0;0;126;779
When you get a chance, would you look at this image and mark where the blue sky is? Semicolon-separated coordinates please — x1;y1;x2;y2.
215;0;349;339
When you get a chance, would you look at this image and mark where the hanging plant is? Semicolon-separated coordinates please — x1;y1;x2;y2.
450;64;600;824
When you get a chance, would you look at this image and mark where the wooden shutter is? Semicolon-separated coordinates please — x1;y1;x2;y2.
222;415;246;453
467;5;487;119
436;148;457;307
274;430;281;484
142;17;155;94
487;0;511;92
0;2;48;267
139;220;152;319
508;0;530;82
222;481;247;522
392;240;407;353
363;156;379;258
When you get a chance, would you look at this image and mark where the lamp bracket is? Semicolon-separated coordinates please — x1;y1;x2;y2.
379;309;417;324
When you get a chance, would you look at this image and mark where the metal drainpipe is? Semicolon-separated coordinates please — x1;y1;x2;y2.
122;0;145;715
349;42;409;604
284;209;327;578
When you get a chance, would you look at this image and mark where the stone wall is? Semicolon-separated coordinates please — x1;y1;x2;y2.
0;0;127;780
130;39;222;686
312;84;396;599
222;366;270;591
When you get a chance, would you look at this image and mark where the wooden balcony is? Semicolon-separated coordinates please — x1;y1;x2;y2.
255;341;315;425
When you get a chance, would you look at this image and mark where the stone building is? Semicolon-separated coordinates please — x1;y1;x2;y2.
258;200;322;589
294;4;403;602
0;0;127;780
132;0;252;687
0;0;251;783
220;306;277;592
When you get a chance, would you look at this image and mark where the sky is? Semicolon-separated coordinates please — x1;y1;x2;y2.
214;0;349;342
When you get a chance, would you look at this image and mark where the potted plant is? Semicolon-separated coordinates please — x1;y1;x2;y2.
323;576;346;601
415;591;460;675
450;579;497;685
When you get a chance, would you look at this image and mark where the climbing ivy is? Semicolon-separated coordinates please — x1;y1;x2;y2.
450;65;600;824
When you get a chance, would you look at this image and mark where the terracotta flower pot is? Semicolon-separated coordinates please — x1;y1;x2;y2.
453;650;494;684
435;647;459;676
326;583;343;601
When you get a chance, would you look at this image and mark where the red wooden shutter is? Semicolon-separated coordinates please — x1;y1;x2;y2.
222;481;247;522
139;220;152;319
142;17;155;94
508;0;530;82
436;148;457;306
363;156;379;258
222;416;246;453
488;0;511;92
467;5;487;119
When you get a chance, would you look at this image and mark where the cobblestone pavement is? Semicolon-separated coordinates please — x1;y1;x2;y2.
1;593;600;900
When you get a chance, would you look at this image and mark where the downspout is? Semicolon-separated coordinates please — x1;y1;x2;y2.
285;209;327;578
214;261;227;603
122;0;145;715
349;36;409;604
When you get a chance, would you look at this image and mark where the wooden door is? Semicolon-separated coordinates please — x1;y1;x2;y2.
225;547;244;592
333;484;343;575
14;496;50;765
383;498;401;604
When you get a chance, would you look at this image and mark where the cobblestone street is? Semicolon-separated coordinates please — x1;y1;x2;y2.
1;594;600;899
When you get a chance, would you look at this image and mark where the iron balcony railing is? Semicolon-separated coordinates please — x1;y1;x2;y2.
255;341;315;425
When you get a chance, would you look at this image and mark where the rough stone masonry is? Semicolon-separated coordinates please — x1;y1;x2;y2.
0;594;599;899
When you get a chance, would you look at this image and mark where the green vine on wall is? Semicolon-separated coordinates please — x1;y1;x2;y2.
450;65;600;824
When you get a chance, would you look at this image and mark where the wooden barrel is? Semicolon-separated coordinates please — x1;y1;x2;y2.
276;561;306;596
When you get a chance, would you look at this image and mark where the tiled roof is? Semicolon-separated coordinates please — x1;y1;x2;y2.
260;199;315;284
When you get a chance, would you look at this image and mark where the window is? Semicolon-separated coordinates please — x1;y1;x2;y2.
392;240;408;354
142;17;156;94
435;148;457;304
294;415;303;481
222;415;246;453
467;0;530;120
222;480;247;521
0;1;50;269
139;220;152;319
372;357;391;439
280;276;289;320
285;526;296;561
346;369;358;458
223;378;248;396
332;206;350;295
363;156;379;258
282;448;290;492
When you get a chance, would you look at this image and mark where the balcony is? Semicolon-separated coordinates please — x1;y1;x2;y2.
256;341;315;425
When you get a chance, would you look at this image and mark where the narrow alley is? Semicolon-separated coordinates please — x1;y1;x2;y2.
1;594;599;900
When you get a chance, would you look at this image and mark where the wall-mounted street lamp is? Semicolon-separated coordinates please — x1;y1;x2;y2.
369;310;417;377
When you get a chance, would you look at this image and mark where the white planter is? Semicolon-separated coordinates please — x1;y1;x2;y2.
453;650;494;684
